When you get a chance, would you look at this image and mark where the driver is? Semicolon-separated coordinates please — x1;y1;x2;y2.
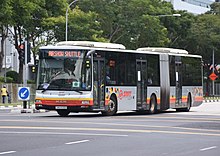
51;58;76;81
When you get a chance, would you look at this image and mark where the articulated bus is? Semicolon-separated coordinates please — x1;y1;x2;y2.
35;41;203;116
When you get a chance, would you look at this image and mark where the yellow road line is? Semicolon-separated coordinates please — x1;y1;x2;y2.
1;119;220;133
1;126;220;137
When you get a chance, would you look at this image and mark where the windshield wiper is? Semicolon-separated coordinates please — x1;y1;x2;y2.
73;90;83;94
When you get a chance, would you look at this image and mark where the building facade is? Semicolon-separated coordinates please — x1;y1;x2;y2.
165;0;216;14
0;30;34;81
0;35;19;77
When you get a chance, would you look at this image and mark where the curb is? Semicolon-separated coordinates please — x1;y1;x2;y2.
20;109;49;113
203;97;220;103
203;100;220;103
0;106;49;113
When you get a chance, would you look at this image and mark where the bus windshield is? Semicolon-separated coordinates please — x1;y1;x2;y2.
37;50;91;91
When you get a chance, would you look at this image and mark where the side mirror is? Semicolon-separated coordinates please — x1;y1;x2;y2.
86;50;96;58
42;83;50;93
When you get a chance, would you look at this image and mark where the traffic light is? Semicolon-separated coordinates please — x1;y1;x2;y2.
18;42;31;64
18;43;25;62
31;66;36;73
27;43;31;63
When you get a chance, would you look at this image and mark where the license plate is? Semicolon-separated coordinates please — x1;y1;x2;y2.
55;106;67;109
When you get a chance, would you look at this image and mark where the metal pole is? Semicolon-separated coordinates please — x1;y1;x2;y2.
24;40;27;87
4;39;7;83
65;7;68;41
23;40;28;109
157;14;181;17
212;49;215;96
65;0;79;41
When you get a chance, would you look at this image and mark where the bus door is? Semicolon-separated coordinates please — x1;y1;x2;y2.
136;60;147;108
93;58;105;109
175;57;182;105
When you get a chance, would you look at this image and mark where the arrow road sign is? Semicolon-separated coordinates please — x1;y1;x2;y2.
18;87;30;100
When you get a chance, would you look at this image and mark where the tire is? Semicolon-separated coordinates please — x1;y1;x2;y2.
149;95;157;114
102;97;117;116
183;94;192;112
57;110;70;117
176;95;191;112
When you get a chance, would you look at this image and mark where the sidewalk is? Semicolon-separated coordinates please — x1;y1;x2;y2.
0;103;48;113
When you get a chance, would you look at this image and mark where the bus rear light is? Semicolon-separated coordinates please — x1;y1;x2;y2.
81;100;90;105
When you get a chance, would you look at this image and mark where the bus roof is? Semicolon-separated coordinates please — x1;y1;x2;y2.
55;41;126;50
137;47;188;54
39;41;201;58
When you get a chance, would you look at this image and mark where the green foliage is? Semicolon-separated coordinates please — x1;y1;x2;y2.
0;76;13;83
186;14;220;63
68;7;106;41
77;0;174;49
6;71;19;83
207;2;220;15
0;0;13;25
27;80;36;84
43;6;106;42
160;11;196;49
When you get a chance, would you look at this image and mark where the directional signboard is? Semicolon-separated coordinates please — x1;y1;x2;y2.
18;87;30;101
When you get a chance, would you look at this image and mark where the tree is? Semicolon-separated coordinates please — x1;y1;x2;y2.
207;2;220;15
186;14;220;63
43;7;106;42
7;0;67;82
77;0;174;49
0;0;13;73
159;10;196;49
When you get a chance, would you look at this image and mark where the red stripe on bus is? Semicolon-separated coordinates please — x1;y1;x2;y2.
38;100;93;106
170;97;176;104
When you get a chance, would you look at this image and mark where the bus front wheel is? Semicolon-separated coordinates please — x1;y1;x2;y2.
57;110;70;117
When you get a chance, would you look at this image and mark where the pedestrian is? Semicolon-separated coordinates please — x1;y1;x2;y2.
7;92;11;104
1;85;8;104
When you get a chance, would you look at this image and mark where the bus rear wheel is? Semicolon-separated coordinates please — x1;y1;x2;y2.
176;94;191;112
149;95;157;114
102;97;117;116
57;110;70;117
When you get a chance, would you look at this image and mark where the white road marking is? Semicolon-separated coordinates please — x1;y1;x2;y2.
0;151;16;155
65;140;89;145
200;146;217;151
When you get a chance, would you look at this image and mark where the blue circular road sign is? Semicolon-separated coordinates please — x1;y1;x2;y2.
18;87;30;100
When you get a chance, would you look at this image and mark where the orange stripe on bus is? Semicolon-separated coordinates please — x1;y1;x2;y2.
146;98;161;105
194;96;203;102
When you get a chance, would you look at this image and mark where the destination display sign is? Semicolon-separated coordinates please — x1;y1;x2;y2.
48;51;82;57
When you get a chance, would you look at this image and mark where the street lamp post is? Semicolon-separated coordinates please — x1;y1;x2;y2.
65;0;79;41
157;13;181;17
